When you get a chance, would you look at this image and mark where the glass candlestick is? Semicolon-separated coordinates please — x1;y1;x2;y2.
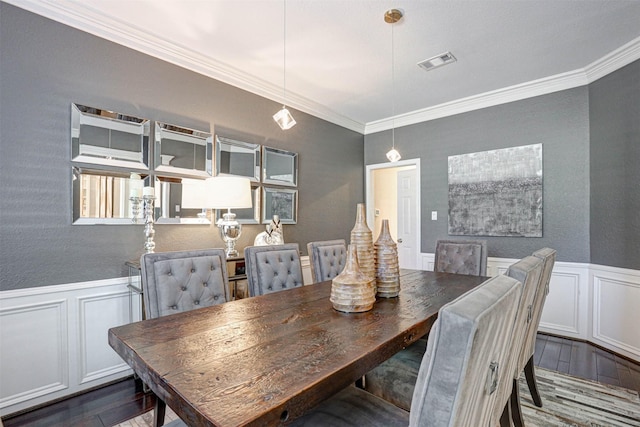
142;195;156;253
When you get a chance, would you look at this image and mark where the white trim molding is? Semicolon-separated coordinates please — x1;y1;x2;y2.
4;1;640;135
590;264;640;362
1;258;637;415
420;254;638;362
0;278;141;417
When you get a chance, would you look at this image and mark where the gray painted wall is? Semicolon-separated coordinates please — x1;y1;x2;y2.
0;4;364;290
589;60;640;269
365;88;591;262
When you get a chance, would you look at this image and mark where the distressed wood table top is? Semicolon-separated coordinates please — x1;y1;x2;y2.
108;269;486;426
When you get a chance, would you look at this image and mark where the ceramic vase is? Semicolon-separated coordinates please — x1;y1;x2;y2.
350;203;375;282
330;244;376;313
374;219;400;297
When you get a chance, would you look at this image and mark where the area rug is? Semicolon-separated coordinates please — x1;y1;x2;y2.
115;368;640;426
519;367;640;427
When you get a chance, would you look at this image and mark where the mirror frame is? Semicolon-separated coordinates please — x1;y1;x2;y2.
215;136;261;182
154;122;213;178
262;146;298;187
71;103;150;170
262;186;297;224
72;167;149;225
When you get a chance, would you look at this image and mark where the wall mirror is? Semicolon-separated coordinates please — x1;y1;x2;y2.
216;186;261;224
72;168;149;225
263;146;297;186
262;187;297;224
215;136;261;182
71;103;150;170
154;177;211;224
154;122;212;178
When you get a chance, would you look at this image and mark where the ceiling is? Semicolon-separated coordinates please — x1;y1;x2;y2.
6;0;640;134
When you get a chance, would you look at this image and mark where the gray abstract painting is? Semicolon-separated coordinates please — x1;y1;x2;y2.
448;143;542;237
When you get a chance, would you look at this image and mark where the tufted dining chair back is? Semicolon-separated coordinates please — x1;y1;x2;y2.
504;247;557;426
140;249;230;319
307;239;347;283
244;243;304;297
289;274;523;427
434;239;487;276
501;255;545;426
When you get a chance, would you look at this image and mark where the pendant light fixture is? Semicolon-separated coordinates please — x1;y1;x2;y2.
273;0;296;130
385;8;402;162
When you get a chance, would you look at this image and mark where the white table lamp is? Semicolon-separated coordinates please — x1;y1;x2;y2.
204;176;252;257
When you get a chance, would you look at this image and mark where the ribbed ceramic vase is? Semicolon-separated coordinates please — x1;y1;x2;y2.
374;219;400;297
350;203;375;282
330;245;376;313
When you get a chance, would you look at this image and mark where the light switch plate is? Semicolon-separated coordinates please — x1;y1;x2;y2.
431;211;437;221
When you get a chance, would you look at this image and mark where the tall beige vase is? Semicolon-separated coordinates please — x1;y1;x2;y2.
374;219;400;297
330;244;376;312
350;203;375;282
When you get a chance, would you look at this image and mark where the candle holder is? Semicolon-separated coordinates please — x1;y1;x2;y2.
142;195;156;253
129;196;142;223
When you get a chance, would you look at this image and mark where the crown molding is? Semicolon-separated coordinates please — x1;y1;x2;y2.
584;36;640;83
4;0;366;134
6;0;639;136
365;35;640;135
365;69;589;134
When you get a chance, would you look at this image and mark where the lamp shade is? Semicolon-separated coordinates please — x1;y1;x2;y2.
181;178;207;208
204;176;252;209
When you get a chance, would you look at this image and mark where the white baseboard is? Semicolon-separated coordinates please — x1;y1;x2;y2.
419;253;639;362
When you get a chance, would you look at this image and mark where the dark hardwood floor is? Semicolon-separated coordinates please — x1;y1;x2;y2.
3;333;639;427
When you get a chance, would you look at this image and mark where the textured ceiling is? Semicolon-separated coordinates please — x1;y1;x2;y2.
6;0;640;133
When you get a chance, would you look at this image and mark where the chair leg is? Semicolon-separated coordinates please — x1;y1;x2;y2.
154;396;166;427
510;378;524;427
499;401;512;427
524;355;543;407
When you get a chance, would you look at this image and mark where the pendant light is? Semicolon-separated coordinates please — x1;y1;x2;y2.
385;8;402;162
273;0;296;130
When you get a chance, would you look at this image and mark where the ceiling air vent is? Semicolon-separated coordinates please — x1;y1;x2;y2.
417;51;456;71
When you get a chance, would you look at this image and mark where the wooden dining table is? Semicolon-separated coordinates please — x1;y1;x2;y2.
108;269;487;427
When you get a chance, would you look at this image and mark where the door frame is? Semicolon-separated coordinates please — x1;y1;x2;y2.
365;158;421;269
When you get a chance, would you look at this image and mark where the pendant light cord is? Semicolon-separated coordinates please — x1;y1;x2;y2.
391;20;396;150
283;0;287;105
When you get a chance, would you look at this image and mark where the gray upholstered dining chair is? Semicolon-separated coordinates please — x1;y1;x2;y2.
290;274;523;427
496;254;544;426
244;243;304;296
307;239;347;283
139;248;230;427
434;239;488;276
508;248;556;427
362;239;488;408
140;249;231;319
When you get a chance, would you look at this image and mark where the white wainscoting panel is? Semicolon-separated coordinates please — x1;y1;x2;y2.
1;257;638;415
77;291;137;384
591;265;640;362
538;263;589;340
418;254;635;361
0;300;68;409
0;278;141;416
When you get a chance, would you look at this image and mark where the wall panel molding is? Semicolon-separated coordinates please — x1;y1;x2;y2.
419;254;636;361
0;300;68;409
1;258;638;415
591;266;640;361
0;278;140;416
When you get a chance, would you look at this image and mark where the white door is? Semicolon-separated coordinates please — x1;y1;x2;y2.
397;169;417;269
